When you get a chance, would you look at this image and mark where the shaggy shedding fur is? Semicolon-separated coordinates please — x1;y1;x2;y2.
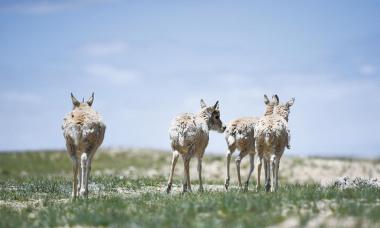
223;95;279;191
62;93;106;198
166;99;226;194
255;97;294;192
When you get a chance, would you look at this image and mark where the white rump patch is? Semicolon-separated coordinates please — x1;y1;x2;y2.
67;125;82;146
227;135;235;146
265;133;271;145
81;153;88;163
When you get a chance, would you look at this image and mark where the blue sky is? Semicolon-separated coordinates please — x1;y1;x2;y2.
0;0;379;157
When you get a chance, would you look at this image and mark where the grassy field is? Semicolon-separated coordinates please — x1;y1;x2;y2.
0;149;379;227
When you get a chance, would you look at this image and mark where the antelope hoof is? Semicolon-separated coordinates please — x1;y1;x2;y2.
79;189;88;197
256;185;261;192
198;186;204;193
244;182;249;192
265;183;271;192
166;184;172;194
224;179;230;190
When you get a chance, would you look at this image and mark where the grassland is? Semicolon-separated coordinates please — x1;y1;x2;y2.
0;149;379;227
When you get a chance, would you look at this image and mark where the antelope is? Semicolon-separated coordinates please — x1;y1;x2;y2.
166;99;226;193
255;97;294;192
62;93;106;198
224;95;279;191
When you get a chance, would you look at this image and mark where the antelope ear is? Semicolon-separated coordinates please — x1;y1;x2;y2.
264;94;270;105
287;98;295;107
272;94;279;105
212;100;219;110
87;92;94;106
200;99;207;109
71;93;80;107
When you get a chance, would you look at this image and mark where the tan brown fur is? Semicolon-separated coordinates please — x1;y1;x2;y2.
166;99;225;193
224;95;279;191
255;97;294;192
62;93;106;198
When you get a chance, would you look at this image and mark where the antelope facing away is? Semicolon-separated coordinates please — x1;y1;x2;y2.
166;99;226;194
255;97;294;192
224;95;279;191
62;93;106;198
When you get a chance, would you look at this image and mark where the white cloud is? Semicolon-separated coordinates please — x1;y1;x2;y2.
167;72;380;156
2;2;73;14
359;64;377;76
84;64;142;85
1;0;115;14
81;41;128;57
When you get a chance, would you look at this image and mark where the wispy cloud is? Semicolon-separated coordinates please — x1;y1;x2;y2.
359;64;377;76
0;0;115;14
183;72;380;156
84;64;142;86
0;91;43;104
80;41;128;57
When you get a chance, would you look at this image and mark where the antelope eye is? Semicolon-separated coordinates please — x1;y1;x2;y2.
215;115;220;119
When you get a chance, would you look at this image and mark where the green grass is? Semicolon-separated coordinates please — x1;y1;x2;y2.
1;150;379;227
0;149;170;178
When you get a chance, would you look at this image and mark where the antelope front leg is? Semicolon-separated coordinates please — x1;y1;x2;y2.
256;156;262;191
79;153;89;197
84;157;93;196
224;150;233;190
235;156;243;189
166;151;179;194
77;168;81;193
182;158;191;193
87;153;95;186
71;157;79;199
274;159;280;192
235;152;246;190
270;155;276;192
264;159;271;192
244;153;255;191
197;157;204;192
186;158;192;192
